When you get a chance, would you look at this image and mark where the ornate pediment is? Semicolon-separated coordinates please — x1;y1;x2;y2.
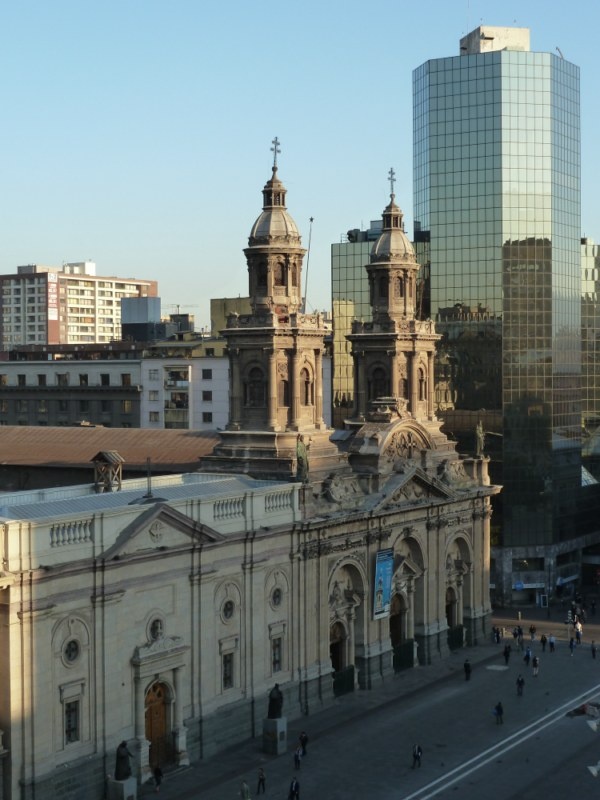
373;470;454;512
103;503;225;560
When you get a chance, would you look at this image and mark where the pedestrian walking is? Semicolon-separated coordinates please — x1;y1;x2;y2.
494;701;504;724
464;658;472;681
540;633;547;652
503;643;511;665
411;744;423;768
153;765;163;793
288;776;300;799
523;646;531;667
516;674;525;696
299;730;308;756
570;637;575;656
549;634;556;653
576;621;583;645
240;780;251;800
529;624;536;642
532;655;539;677
294;745;302;770
256;767;266;795
592;641;597;660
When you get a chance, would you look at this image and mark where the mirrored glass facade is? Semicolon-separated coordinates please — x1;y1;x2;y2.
331;226;380;428
413;47;582;551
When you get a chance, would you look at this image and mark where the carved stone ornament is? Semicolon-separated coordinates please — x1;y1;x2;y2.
149;521;164;542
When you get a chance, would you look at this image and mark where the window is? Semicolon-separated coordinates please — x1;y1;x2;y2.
202;390;212;402
0;374;6;385
37;374;46;387
79;374;88;387
222;653;233;690
149;411;160;422
79;400;89;413
272;637;282;673
37;400;48;414
57;373;69;387
149;390;159;401
58;399;68;412
202;412;213;423
300;368;313;406
101;400;111;413
121;400;132;413
121;373;131;387
64;700;79;744
205;348;215;357
148;369;159;380
100;373;110;386
202;369;212;380
17;399;27;413
17;374;26;387
0;400;7;413
244;367;265;407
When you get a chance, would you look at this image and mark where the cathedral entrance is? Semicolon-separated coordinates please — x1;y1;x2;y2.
145;681;173;769
445;587;464;651
330;621;354;696
390;594;414;672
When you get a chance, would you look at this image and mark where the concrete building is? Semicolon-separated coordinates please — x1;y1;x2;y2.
413;26;590;605
0;261;157;350
0;154;498;800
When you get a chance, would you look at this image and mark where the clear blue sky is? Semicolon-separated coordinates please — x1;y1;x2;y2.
1;1;597;329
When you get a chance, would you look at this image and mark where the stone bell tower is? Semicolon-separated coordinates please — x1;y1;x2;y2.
203;140;344;481
347;169;441;427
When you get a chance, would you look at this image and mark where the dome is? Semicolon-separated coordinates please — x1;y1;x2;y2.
248;165;302;246
249;208;301;243
370;194;416;263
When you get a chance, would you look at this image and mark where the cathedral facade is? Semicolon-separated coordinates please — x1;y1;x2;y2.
0;152;499;800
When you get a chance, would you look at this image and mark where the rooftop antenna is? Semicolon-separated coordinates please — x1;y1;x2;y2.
143;457;153;499
556;47;564;59
302;217;314;313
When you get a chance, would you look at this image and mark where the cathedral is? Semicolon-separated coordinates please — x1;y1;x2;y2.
0;147;499;800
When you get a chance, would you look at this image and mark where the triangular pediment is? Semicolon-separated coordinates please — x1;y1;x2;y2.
103;502;225;559
371;469;455;512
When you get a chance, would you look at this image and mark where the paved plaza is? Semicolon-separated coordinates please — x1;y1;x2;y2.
136;603;600;799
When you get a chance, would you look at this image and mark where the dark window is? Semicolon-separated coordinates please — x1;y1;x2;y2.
272;637;282;673
57;373;69;387
202;390;212;402
0;400;7;413
65;700;79;743
79;400;89;413
205;348;215;357
244;367;265;407
121;373;131;387
202;412;213;423
17;374;26;387
101;400;110;413
300;368;313;406
223;653;233;690
79;374;88;387
58;399;68;412
17;399;27;413
202;369;212;380
37;374;46;387
100;374;110;386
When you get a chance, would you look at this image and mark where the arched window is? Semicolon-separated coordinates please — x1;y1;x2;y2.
379;276;388;299
257;261;267;289
418;368;426;401
369;366;389;400
278;379;289;407
395;276;404;298
244;367;266;407
274;262;285;287
300;368;313;406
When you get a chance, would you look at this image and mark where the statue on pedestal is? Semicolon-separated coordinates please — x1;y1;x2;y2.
296;435;310;484
114;741;133;780
475;420;485;457
267;683;284;719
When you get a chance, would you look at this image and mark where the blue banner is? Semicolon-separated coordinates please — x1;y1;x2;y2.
373;549;394;620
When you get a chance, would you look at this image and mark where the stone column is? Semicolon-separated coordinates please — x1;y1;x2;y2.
409;353;418;416
291;351;300;429
357;356;367;420
314;349;325;428
267;350;278;430
133;678;151;784
427;350;435;419
172;667;190;766
390;350;399;400
229;349;242;430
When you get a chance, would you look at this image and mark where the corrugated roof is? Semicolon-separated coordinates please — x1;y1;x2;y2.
0;426;220;470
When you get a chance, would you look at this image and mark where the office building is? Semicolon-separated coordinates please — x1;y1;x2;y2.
413;26;589;603
0;261;157;350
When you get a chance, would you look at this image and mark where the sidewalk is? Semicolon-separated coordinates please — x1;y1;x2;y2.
141;604;600;798
141;636;500;798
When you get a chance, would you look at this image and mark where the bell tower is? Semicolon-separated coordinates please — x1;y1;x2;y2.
203;141;344;481
348;170;440;424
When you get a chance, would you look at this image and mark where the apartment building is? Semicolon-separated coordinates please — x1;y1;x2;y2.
0;261;157;350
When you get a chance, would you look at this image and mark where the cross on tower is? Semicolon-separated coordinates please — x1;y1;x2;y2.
271;136;281;168
388;167;396;197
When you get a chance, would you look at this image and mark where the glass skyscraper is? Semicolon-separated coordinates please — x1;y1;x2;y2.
413;27;585;603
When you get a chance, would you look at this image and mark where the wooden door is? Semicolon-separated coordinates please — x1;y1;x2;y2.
145;682;171;769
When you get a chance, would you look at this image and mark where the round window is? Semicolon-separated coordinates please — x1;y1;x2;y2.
223;600;235;620
64;639;80;663
272;588;283;607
